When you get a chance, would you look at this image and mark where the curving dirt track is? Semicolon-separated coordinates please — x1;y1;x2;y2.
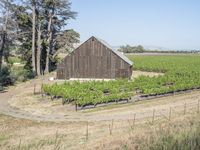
0;74;200;123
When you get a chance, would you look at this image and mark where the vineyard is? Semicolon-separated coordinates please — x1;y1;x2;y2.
129;55;200;95
42;55;200;108
42;80;134;107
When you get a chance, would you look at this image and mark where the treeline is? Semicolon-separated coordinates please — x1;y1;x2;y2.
118;45;145;53
0;0;79;88
119;45;200;53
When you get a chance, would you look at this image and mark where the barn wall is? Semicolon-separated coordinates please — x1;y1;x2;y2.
57;37;132;79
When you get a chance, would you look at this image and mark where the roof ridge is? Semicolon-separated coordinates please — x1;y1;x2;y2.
94;36;133;66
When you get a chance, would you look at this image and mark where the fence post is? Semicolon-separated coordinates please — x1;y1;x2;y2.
133;113;136;124
109;119;114;135
41;83;43;94
18;138;21;150
41;84;44;97
75;103;78;111
198;100;200;113
152;109;155;124
33;84;36;94
86;121;89;141
184;103;186;115
132;113;136;129
169;107;172;121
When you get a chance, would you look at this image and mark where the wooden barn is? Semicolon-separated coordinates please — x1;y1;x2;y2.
57;36;133;79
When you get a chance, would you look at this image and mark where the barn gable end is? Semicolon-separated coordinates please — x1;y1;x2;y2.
57;36;133;79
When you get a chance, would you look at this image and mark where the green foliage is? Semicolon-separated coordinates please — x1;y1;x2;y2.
42;80;134;106
0;64;32;90
119;45;145;53
10;66;32;82
8;57;24;64
129;55;200;95
43;55;200;106
0;66;15;87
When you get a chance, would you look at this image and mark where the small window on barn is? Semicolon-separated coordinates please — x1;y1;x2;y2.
92;38;95;41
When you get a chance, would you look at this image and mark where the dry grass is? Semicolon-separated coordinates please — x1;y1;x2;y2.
1;108;200;150
90;112;200;150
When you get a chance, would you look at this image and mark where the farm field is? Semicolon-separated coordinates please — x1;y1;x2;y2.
1;0;200;149
42;55;200;108
1;54;200;149
128;55;200;95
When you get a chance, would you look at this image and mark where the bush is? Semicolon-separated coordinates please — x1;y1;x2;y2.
10;66;32;82
0;65;33;90
0;66;15;86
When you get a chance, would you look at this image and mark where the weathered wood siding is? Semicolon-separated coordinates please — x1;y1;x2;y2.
57;37;132;79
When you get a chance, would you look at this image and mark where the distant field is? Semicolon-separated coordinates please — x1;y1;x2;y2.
128;55;200;95
126;52;199;56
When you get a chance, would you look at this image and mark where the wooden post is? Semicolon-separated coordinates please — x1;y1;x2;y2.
132;114;136;129
128;114;136;130
133;113;136;124
86;121;89;141
184;103;186;115
41;83;43;94
169;107;172;121
40;83;43;93
33;84;36;94
198;100;200;113
152;109;155;123
75;103;77;111
18;138;21;150
109;119;114;135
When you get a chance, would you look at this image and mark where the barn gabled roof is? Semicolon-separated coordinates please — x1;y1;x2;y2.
94;37;133;66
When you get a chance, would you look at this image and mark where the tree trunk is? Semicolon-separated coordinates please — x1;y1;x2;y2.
0;32;6;71
31;0;36;75
36;23;41;76
0;7;8;71
44;16;52;74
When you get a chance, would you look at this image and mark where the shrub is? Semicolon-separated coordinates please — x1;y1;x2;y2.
0;65;15;86
10;66;31;82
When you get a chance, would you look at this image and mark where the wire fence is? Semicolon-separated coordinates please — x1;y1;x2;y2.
33;83;200;142
82;98;200;141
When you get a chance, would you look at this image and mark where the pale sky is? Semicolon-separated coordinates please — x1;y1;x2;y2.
68;0;200;50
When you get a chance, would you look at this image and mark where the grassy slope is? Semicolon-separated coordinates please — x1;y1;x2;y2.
1;110;200;149
119;113;200;150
